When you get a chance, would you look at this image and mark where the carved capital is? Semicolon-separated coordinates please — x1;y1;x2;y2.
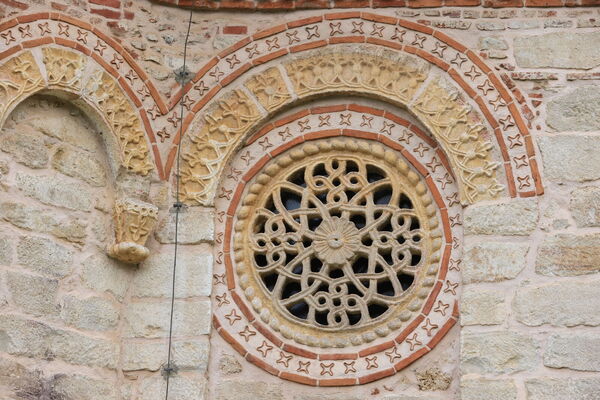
108;198;158;264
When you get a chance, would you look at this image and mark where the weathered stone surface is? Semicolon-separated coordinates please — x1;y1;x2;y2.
123;299;211;338
536;233;600;276
81;254;132;301
544;333;600;372
570;186;600;227
463;241;528;283
219;353;242;375
133;249;212;298
538;136;600;183
52;145;107;187
53;374;119;400
514;280;600;327
154;207;215;244
547;86;600;132
526;378;600;400
137;374;207;400
6;271;59;316
0;234;12;265
461;331;538;374
514;32;600;69
0;130;49;169
1;201;87;244
416;368;451;391
214;381;283;400
461;378;517;400
122;338;209;371
60;295;119;331
464;198;538;235
0;358;38;396
460;288;506;325
16;172;94;211
17;235;74;278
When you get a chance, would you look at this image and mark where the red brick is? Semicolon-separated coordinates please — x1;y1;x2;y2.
295;0;329;7
90;7;121;19
252;24;287;40
246;353;280;376
282;343;317;359
279;372;317;386
287;16;323;29
358;340;395;357
361;12;397;25
483;0;523;5
325;11;361;19
373;0;407;6
223;25;248;35
358;367;395;384
0;0;28;9
89;0;121;8
319;378;357;386
51;2;68;11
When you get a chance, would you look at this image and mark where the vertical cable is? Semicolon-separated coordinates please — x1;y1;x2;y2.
165;3;194;399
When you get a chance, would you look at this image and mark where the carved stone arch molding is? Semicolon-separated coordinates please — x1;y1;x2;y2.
0;14;161;263
190;13;544;387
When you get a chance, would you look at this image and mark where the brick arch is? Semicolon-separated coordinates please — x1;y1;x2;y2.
175;13;543;206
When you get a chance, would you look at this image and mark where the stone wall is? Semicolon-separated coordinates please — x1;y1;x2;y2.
0;1;600;400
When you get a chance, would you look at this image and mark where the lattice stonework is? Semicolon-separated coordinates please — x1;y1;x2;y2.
213;110;463;385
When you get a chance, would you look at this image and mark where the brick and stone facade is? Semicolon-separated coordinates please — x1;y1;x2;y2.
0;1;599;399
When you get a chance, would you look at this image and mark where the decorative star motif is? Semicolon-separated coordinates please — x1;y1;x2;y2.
77;29;88;44
464;66;482;81
240;151;255;166
385;346;402;363
517;175;531;189
305;25;320;39
181;95;194;111
450;53;468;68
94;40;107;56
298;119;311;132
446;193;459;207
320;362;334;376
227;167;242;181
361;115;373;128
507;134;523;148
329;22;343;36
391;27;406;42
449;214;462;227
215;232;223;244
432;42;447;58
213;273;226;285
38;22;51;36
278;127;292;140
195;80;209;96
148;105;161;120
209;66;224;81
286;31;300;44
412;33;426;48
266;37;279;50
343;361;356;374
58;23;69;36
239;325;256;342
444;280;459;295
245;43;259;58
449;259;461;271
398;129;413;144
156;128;170;143
215;293;230;307
167;111;179;128
351;21;364;34
226;54;241;69
217;211;226;223
339;113;352;126
219;187;232;200
513;155;529;168
434;300;450;316
318;115;331;127
436;173;453;189
452;237;460;250
277;352;293;367
413;143;429;157
421;318;439;337
365;356;378;369
1;31;15;45
499;115;515;130
426;157;442;172
257;340;273;357
125;70;137;84
259;137;273;151
380;121;395;135
477;79;495;96
297;361;310;373
405;333;422;351
489;93;507;111
371;23;384;37
18;25;31;38
225;309;242;325
111;54;124;69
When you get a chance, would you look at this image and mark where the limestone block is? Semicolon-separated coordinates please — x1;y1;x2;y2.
0;234;12;265
0;130;49;169
16;172;94;211
538;136;600;183
464;198;538;235
547;86;600;132
52;145;107;187
570;186;600;227
0;314;54;359
544;333;600;372
27;110;101;153
219;353;242;375
60;295;119;331
460;287;506;326
17;235;74;278
461;378;518;400
461;331;538;374
81;254;133;301
514;32;600;69
536;233;600;276
526;378;600;400
214;381;283;400
133;249;213;298
154;207;215;244
6;271;59;317
122;338;208;372
53;374;119;400
137;374;207;400
1;201;87;244
514;280;600;327
415;368;451;391
123;299;211;338
463;241;528;283
0;358;38;396
49;329;119;369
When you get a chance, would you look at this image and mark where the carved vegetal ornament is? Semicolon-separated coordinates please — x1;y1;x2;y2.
108;198;158;264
